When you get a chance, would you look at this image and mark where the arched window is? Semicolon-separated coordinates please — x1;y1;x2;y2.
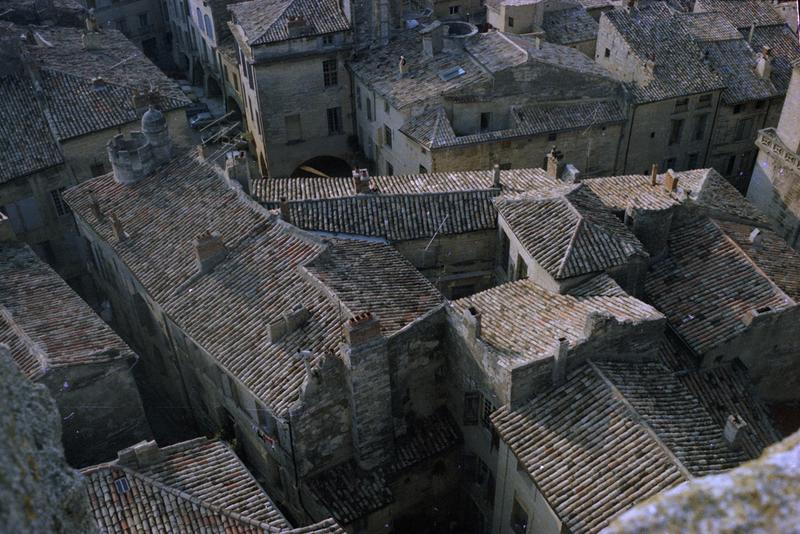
204;14;214;40
195;7;202;27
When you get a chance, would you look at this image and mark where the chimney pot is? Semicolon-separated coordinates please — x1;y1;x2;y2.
398;55;408;78
420;21;444;58
193;230;227;274
344;312;382;346
749;228;763;249
117;440;163;468
108;212;128;242
352;169;371;194
88;191;105;222
463;306;482;339
546;146;563;179
650;163;658;186
493;164;501;188
664;169;679;193
552;337;569;386
724;414;747;449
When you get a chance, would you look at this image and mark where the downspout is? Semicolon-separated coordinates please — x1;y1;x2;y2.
286;418;314;521
621;99;637;173
702;91;722;168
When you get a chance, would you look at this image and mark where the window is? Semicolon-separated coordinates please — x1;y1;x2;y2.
510;496;529;534
725;154;736;175
195;7;202;26
668;119;684;145
419;165;428;174
687;153;699;169
516;255;527;280
508;16;514;27
114;477;131;494
481;396;495;429
285;114;302;142
138;12;148;27
204;14;213;40
733;104;743;114
386;161;393;175
383;99;390;114
356;86;362;109
500;230;510;272
383;125;393;148
327;107;342;135
50;188;71;216
734;117;754;141
698;93;712;108
547;132;557;142
674;98;689;112
1;197;43;234
247;62;254;90
322;59;338;87
366;98;373;121
464;392;480;425
604;48;610;58
499;162;512;170
487;471;496;504
449;5;460;14
480;112;491;132
322;34;334;45
693;113;708;140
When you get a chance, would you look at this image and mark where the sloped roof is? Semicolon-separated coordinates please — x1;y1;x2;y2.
542;5;599;45
495;184;646;279
492;360;749;533
645;216;796;355
229;0;350;45
0;242;133;381
451;279;662;368
64;151;441;416
750;23;800;93
83;438;342;533
693;0;786;29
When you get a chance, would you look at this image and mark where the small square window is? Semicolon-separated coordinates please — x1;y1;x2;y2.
508;16;514;27
604;48;611;58
322;59;338;87
419;165;428;174
698;93;712;108
481;397;495;429
733;104;743;114
383;99;390;114
449;5;460;14
114;477;130;494
50;188;71;216
322;34;334;45
386;161;393;175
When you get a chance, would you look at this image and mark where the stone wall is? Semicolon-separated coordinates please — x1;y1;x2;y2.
0;345;97;534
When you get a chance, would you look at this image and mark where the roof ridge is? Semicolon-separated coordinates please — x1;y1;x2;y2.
0;305;48;376
254;0;297;44
588;360;694;480
556;195;586;278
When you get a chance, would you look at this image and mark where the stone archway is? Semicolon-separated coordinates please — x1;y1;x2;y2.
291;155;352;178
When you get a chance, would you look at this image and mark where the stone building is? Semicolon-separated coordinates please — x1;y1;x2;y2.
0;344;98;534
350;23;625;177
0;21;190;290
63;120;465;530
748;63;800;248
228;0;355;177
0;224;151;467
81;437;342;532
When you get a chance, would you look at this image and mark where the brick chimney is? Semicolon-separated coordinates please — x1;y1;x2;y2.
552;337;569;386
225;153;252;193
108;212;128;242
756;46;773;80
546;146;563;179
88;191;105;222
420;21;444;58
287;15;310;38
493;164;501;188
352;168;371;194
117;440;164;468
269;304;310;342
398;55;408;78
341;312;395;469
0;211;16;242
664;169;679;193
279;197;292;223
193;230;227;274
463;306;482;339
650;163;658;186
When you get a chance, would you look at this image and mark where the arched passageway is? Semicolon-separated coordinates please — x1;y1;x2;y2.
291;156;351;178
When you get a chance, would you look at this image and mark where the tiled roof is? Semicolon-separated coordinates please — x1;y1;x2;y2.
604;3;726;103
0;73;63;183
253;169;557;242
566;273;628;297
64;151;441;416
464;31;530;72
229;0;350;45
451;279;662;368
715;219;800;301
301;239;444;334
583;168;769;225
348;28;489;110
500;33;617;80
253;169;555;202
693;0;786;29
658;332;782;459
83;438;343;533
400;99;625;150
542;5;600;45
495;184;647;279
701;37;781;104
679;11;743;41
645;216;796;355
308;408;461;525
491;360;748;533
750;24;800;93
0;242;133;381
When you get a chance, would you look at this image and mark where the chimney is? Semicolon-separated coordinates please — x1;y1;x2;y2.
493;163;501;188
664;169;679;193
132;90;150;116
420;21;444;58
724;414;747;450
117;440;164;468
193;230;227;274
107;132;154;185
108;213;128;242
341;312;395;469
546;146;563;179
225;152;252;193
279;197;292;223
747;23;755;44
534;37;542;50
0;211;16;242
82;30;101;51
352;168;371;194
270;304;310;342
463;306;482;339
88;191;105;222
287;15;310;38
756;46;773;80
749;228;763;250
561;164;580;183
552;337;568;386
140;106;172;165
650;163;658;186
398;55;408;78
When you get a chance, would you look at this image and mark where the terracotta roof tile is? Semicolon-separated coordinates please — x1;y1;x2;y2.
230;0;350;45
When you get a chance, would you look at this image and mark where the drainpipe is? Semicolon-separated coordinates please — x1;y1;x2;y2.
286;418;314;521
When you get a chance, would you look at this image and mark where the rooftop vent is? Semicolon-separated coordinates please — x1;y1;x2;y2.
114;476;130;494
438;66;465;81
724;414;747;449
269;304;310;342
193;230;227;274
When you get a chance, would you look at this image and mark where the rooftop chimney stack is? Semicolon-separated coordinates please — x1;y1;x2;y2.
749;228;764;250
650;163;658;186
352;168;371;194
117;440;164;468
664;169;679;193
546;146;564;179
88;191;105;222
108;213;128;242
756;46;773;80
748;23;755;44
724;414;748;450
107;132;154;185
193;230;227;274
140;106;172;165
463;306;482;339
420;21;444;58
279;197;292;223
398;55;408;78
287;15;310;37
225;153;252;193
561;163;580;183
552;337;569;386
493;163;501;188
